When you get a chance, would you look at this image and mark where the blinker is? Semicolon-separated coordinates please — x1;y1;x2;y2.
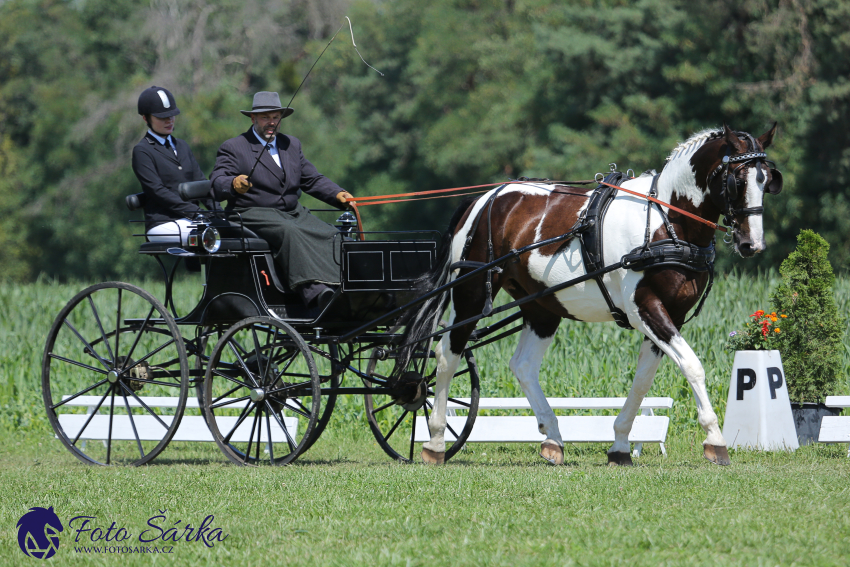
766;168;783;195
725;174;738;200
756;163;765;184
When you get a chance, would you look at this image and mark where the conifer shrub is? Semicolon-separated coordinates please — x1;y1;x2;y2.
770;230;845;403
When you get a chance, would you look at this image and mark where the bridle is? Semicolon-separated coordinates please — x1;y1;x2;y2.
705;132;783;240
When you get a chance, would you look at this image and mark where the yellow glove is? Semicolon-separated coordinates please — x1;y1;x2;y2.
232;175;252;194
336;191;355;208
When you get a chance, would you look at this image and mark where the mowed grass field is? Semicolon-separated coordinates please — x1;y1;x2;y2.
1;273;849;565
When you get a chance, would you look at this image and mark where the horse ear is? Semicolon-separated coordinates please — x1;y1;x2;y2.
758;122;778;149
723;122;745;153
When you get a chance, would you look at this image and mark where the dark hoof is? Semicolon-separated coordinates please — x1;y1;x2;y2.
607;451;633;466
540;441;564;465
421;447;445;464
704;444;731;466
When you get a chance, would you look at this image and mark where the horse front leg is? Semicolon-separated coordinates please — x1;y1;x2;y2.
421;334;462;464
510;320;561;464
608;338;664;466
648;331;729;465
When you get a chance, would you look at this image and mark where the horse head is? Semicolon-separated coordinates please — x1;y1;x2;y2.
690;122;781;257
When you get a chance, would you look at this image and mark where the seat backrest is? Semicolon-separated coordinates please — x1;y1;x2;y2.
178;180;211;202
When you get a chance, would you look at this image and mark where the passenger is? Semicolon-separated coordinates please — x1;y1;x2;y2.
210;91;354;309
132;86;209;246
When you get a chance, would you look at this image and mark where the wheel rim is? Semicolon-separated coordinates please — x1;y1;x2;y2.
42;282;188;466
204;317;320;466
364;349;480;463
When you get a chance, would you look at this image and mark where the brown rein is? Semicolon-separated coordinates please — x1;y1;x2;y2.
346;177;728;235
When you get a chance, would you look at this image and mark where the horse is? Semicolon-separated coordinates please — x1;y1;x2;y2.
400;123;782;466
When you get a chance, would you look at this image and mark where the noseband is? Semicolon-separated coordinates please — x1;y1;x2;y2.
705;132;782;238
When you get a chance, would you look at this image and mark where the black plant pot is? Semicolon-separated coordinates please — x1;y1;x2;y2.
790;403;840;445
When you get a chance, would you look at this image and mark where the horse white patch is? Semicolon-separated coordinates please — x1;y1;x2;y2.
744;166;766;251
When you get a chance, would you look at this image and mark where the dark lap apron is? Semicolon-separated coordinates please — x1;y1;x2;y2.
235;204;341;289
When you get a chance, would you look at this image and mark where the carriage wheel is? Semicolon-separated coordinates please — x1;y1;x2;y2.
42;282;189;466
300;343;341;452
364;348;480;463
203;317;320;466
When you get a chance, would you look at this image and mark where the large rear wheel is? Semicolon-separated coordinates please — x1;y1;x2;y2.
42;282;189;466
364;348;480;463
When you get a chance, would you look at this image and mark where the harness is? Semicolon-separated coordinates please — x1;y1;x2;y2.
454;172;717;329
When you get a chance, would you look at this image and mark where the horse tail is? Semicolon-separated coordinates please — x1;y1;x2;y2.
391;195;480;378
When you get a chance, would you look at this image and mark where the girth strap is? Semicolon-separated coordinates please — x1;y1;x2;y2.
578;172;633;329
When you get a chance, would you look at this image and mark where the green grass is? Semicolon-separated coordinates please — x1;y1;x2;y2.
1;427;849;566
2;274;850;565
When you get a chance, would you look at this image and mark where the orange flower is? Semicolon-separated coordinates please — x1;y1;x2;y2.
770;316;778;322
780;314;788;318
775;328;781;333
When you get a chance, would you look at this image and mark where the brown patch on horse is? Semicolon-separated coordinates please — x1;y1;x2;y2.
607;451;633;466
540;441;564;465
421;447;446;464
703;444;731;466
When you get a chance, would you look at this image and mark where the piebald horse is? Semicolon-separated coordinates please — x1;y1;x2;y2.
401;124;781;466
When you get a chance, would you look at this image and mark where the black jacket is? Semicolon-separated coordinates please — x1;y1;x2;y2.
131;132;208;230
210;129;344;211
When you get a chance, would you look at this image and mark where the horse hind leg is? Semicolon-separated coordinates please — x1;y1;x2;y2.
608;338;664;466
421;332;463;463
509;312;562;465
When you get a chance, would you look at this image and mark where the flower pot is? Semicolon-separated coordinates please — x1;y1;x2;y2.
790;403;841;445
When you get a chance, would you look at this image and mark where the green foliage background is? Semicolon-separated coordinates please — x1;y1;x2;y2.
1;0;849;281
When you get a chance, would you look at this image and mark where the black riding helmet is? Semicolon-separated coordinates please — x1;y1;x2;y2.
137;86;180;118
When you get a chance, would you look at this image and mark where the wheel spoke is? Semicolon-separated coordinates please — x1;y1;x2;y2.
266;380;313;396
50;378;109;409
280;400;311;419
222;402;255;444
228;341;258;388
71;384;114;446
122;337;176;373
122;304;156;369
47;353;109;376
120;386;171;430
255;407;263;463
211;384;244;405
62;319;111;371
265;411;275;463
106;388;116;465
87;296;115;365
244;408;260;464
372;399;396;414
250;327;268;383
114;288;122;364
212;368;252;390
211;395;251;410
384;410;409;443
446;397;472;408
120;383;145;459
266;402;296;452
409;409;417;461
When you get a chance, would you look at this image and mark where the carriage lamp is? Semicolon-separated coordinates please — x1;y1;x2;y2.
336;211;357;234
201;225;221;253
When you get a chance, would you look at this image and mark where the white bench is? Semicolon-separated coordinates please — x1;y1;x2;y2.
817;396;850;457
57;396;298;444
414;397;673;457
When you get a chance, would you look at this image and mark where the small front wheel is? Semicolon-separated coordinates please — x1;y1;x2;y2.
203;317;320;465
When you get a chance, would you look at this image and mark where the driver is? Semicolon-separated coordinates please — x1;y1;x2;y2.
210;92;354;309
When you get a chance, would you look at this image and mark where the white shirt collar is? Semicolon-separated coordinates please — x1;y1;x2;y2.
252;127;277;150
147;129;174;147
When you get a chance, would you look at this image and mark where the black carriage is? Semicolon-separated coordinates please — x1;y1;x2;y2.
42;181;492;466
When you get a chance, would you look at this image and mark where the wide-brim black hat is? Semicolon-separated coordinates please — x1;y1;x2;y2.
241;91;294;118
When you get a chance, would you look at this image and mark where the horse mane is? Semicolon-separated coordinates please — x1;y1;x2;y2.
665;128;723;164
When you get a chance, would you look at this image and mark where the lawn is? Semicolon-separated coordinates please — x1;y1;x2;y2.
1;427;849;566
1;274;849;565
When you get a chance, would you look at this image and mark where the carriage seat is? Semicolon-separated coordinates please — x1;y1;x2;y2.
127;181;272;254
